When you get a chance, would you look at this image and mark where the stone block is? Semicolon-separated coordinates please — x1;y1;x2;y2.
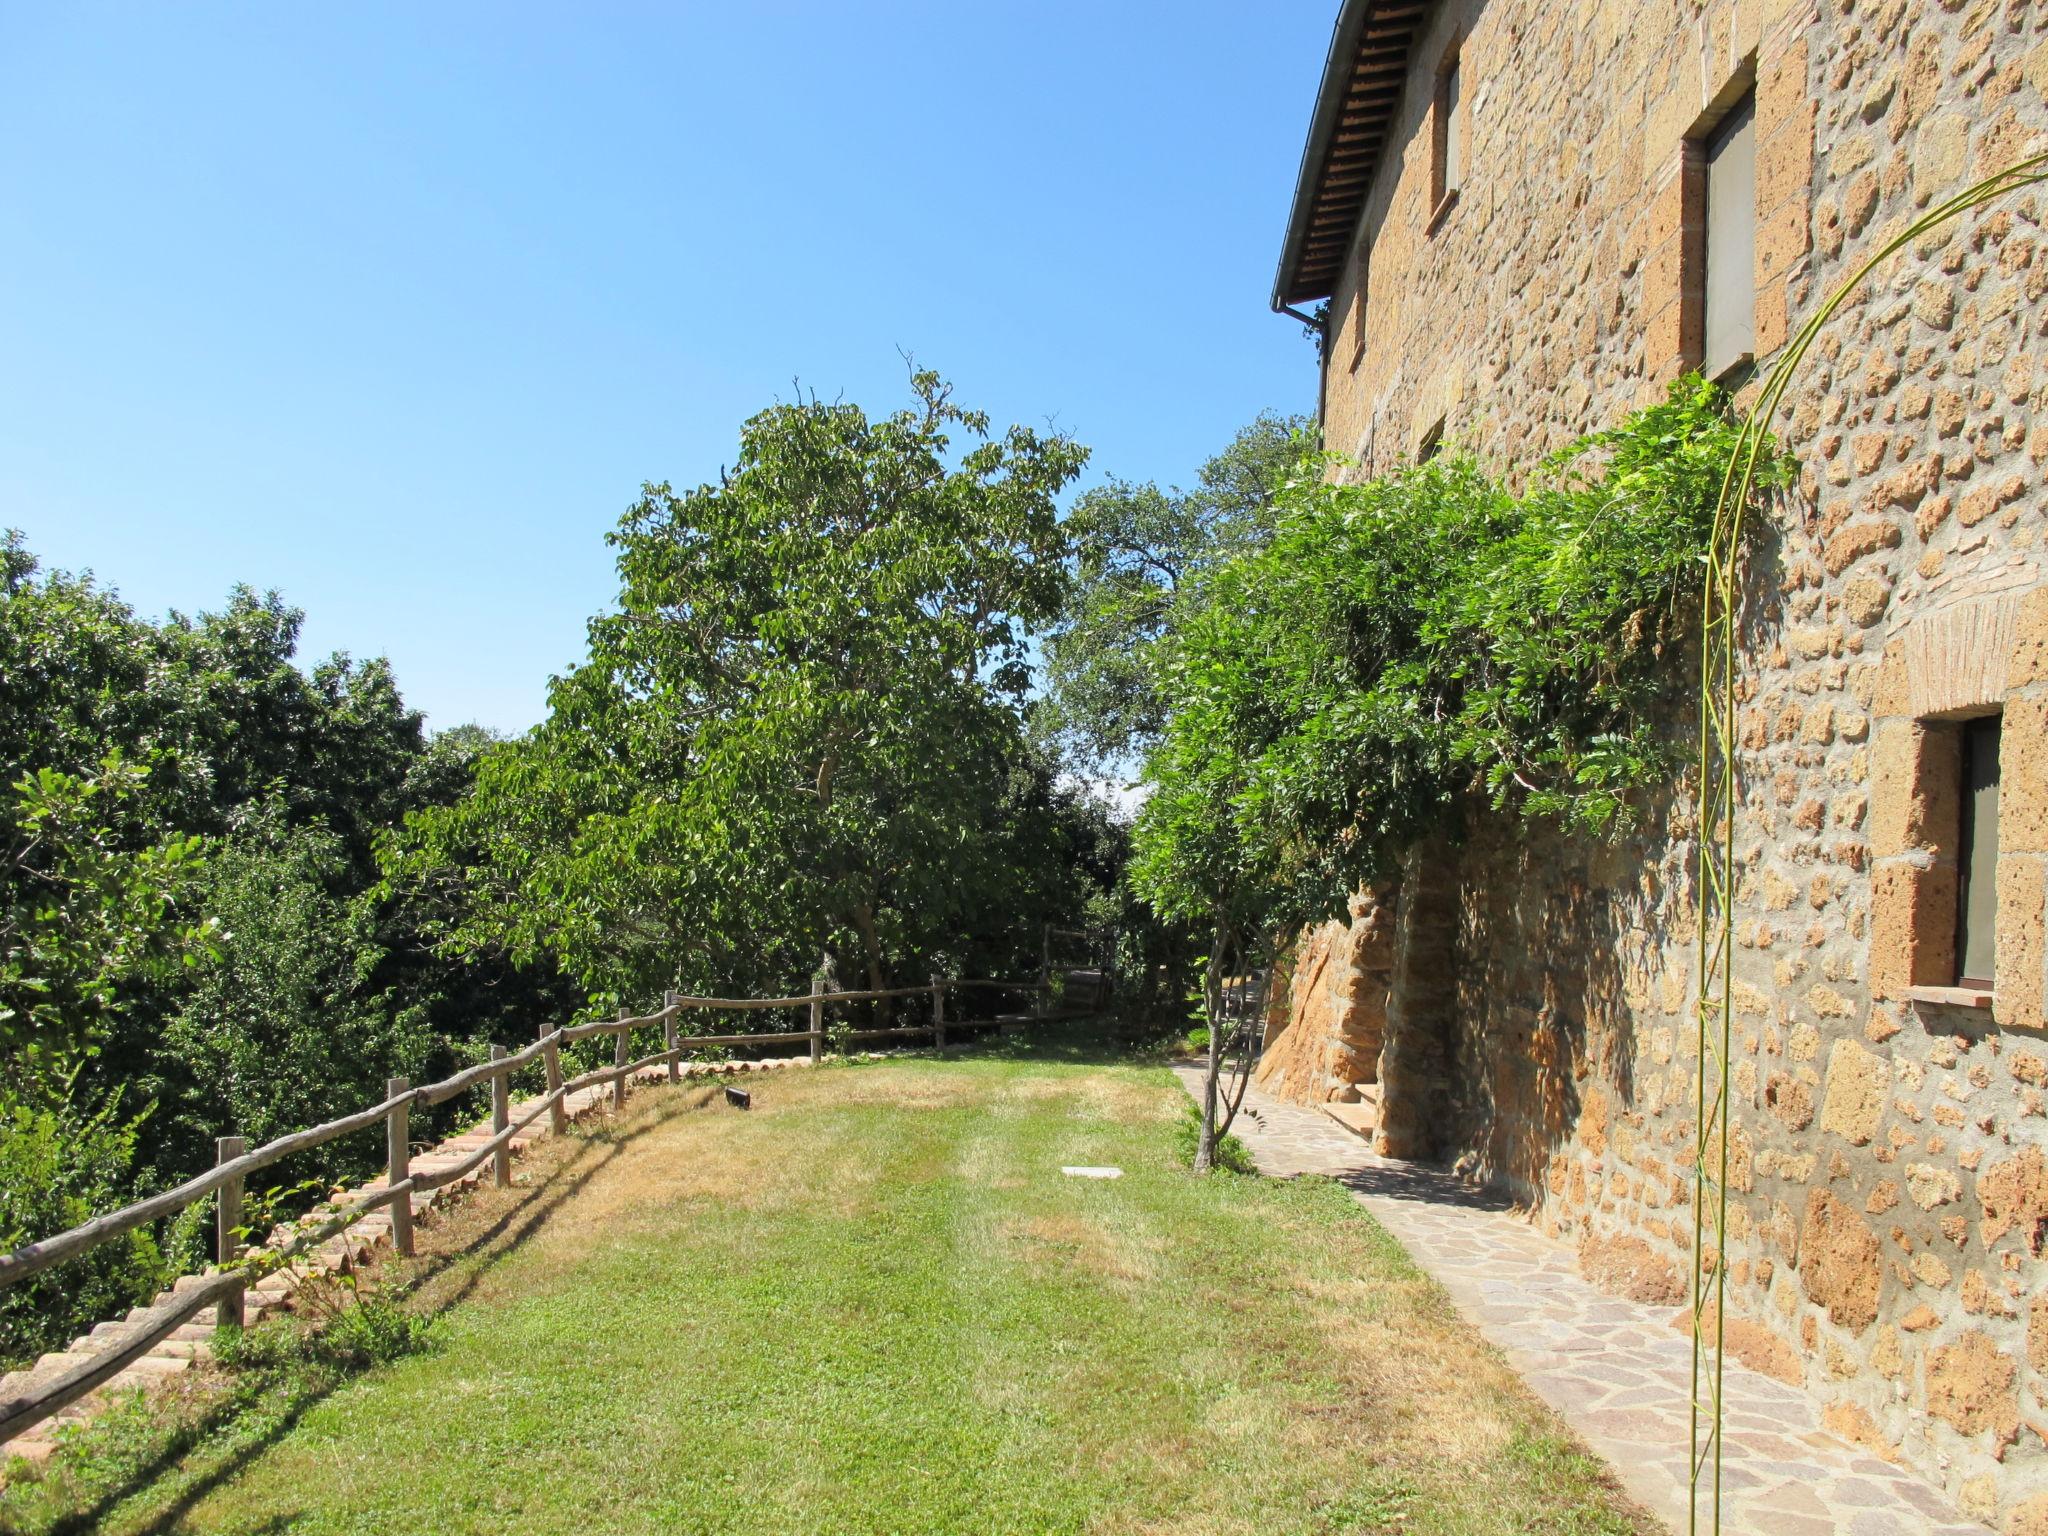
1995;854;2046;1032
1754;104;1814;216
1925;1329;2019;1440
1755;34;1808;145
1874;639;1910;718
1754;274;1789;358
2009;587;2048;690
1578;1229;1685;1305
1819;1037;1889;1146
2004;696;2048;855
1869;861;1958;996
1640;232;1688;326
1906;725;1962;856
1867;719;1921;858
1822;517;1901;575
1643;299;1690;386
1978;1144;2048;1248
1755;191;1812;287
1799;1187;1882;1332
1645;87;1698;175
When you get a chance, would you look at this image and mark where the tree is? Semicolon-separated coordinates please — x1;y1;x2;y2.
0;535;547;1216
1036;413;1308;778
158;805;435;1180
394;371;1090;1005
1028;415;1309;1036
0;756;214;1082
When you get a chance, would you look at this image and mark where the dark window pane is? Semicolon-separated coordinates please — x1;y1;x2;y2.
1957;715;2001;987
1442;62;1462;194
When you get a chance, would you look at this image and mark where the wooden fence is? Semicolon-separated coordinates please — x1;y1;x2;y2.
0;972;1069;1447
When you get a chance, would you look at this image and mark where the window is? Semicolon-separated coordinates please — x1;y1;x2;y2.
1430;46;1463;223
1417;418;1444;463
1441;59;1463;196
1699;90;1756;379
1869;592;2043;1025
1957;715;2003;988
1348;241;1371;373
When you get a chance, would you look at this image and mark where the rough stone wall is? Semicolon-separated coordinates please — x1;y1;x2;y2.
1253;889;1395;1107
1299;0;2048;1524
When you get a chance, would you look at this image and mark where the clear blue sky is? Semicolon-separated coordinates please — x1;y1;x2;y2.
0;2;1326;733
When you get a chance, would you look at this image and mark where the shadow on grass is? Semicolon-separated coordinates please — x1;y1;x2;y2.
935;1013;1180;1070
5;1097;681;1536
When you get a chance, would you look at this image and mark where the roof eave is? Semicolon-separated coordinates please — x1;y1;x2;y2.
1270;0;1432;311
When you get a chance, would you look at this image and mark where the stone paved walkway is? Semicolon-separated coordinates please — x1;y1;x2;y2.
1174;1067;1991;1536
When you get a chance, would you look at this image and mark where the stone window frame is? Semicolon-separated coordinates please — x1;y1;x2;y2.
1347;234;1372;374
1640;19;1812;399
1870;590;2048;1030
1665;63;1758;382
1425;36;1464;235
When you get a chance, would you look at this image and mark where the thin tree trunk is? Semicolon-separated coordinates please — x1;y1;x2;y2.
849;902;889;1024
1195;920;1232;1173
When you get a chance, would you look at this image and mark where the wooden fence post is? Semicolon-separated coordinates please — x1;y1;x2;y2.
664;990;680;1083
215;1136;246;1330
490;1044;512;1189
541;1021;567;1135
613;1006;629;1112
386;1078;413;1258
932;977;946;1051
809;972;825;1065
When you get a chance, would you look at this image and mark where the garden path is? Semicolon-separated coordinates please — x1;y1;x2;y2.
1173;1066;1993;1536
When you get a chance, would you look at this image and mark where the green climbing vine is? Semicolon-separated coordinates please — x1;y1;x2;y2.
1131;375;1786;944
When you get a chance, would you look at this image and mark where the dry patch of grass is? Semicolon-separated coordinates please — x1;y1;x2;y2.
995;1213;1157;1283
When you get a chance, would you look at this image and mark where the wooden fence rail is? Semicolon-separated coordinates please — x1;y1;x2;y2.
0;970;1080;1448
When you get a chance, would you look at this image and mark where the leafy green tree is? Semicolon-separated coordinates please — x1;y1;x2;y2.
157;807;435;1180
1028;413;1307;1028
0;757;214;1079
395;371;1089;1005
1036;413;1308;778
0;534;551;1259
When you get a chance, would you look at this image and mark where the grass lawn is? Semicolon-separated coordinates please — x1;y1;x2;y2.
2;1042;1650;1535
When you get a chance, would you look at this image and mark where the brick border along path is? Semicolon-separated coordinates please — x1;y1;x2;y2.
1173;1067;1989;1536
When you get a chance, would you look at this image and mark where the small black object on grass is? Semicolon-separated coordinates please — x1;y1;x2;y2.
724;1085;751;1110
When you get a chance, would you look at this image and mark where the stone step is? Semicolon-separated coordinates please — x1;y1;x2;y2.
1321;1100;1379;1141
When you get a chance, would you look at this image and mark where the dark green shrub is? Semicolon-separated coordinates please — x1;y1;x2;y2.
0;1091;166;1369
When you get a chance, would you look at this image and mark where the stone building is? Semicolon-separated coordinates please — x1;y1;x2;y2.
1258;0;2048;1525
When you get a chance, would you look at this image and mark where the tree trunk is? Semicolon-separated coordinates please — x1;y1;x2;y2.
849;902;889;1025
1195;920;1232;1174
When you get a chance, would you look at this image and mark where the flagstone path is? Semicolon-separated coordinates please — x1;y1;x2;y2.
1174;1066;1992;1536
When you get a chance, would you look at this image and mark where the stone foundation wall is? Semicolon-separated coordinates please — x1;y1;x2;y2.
1253;889;1395;1107
1293;0;2048;1523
